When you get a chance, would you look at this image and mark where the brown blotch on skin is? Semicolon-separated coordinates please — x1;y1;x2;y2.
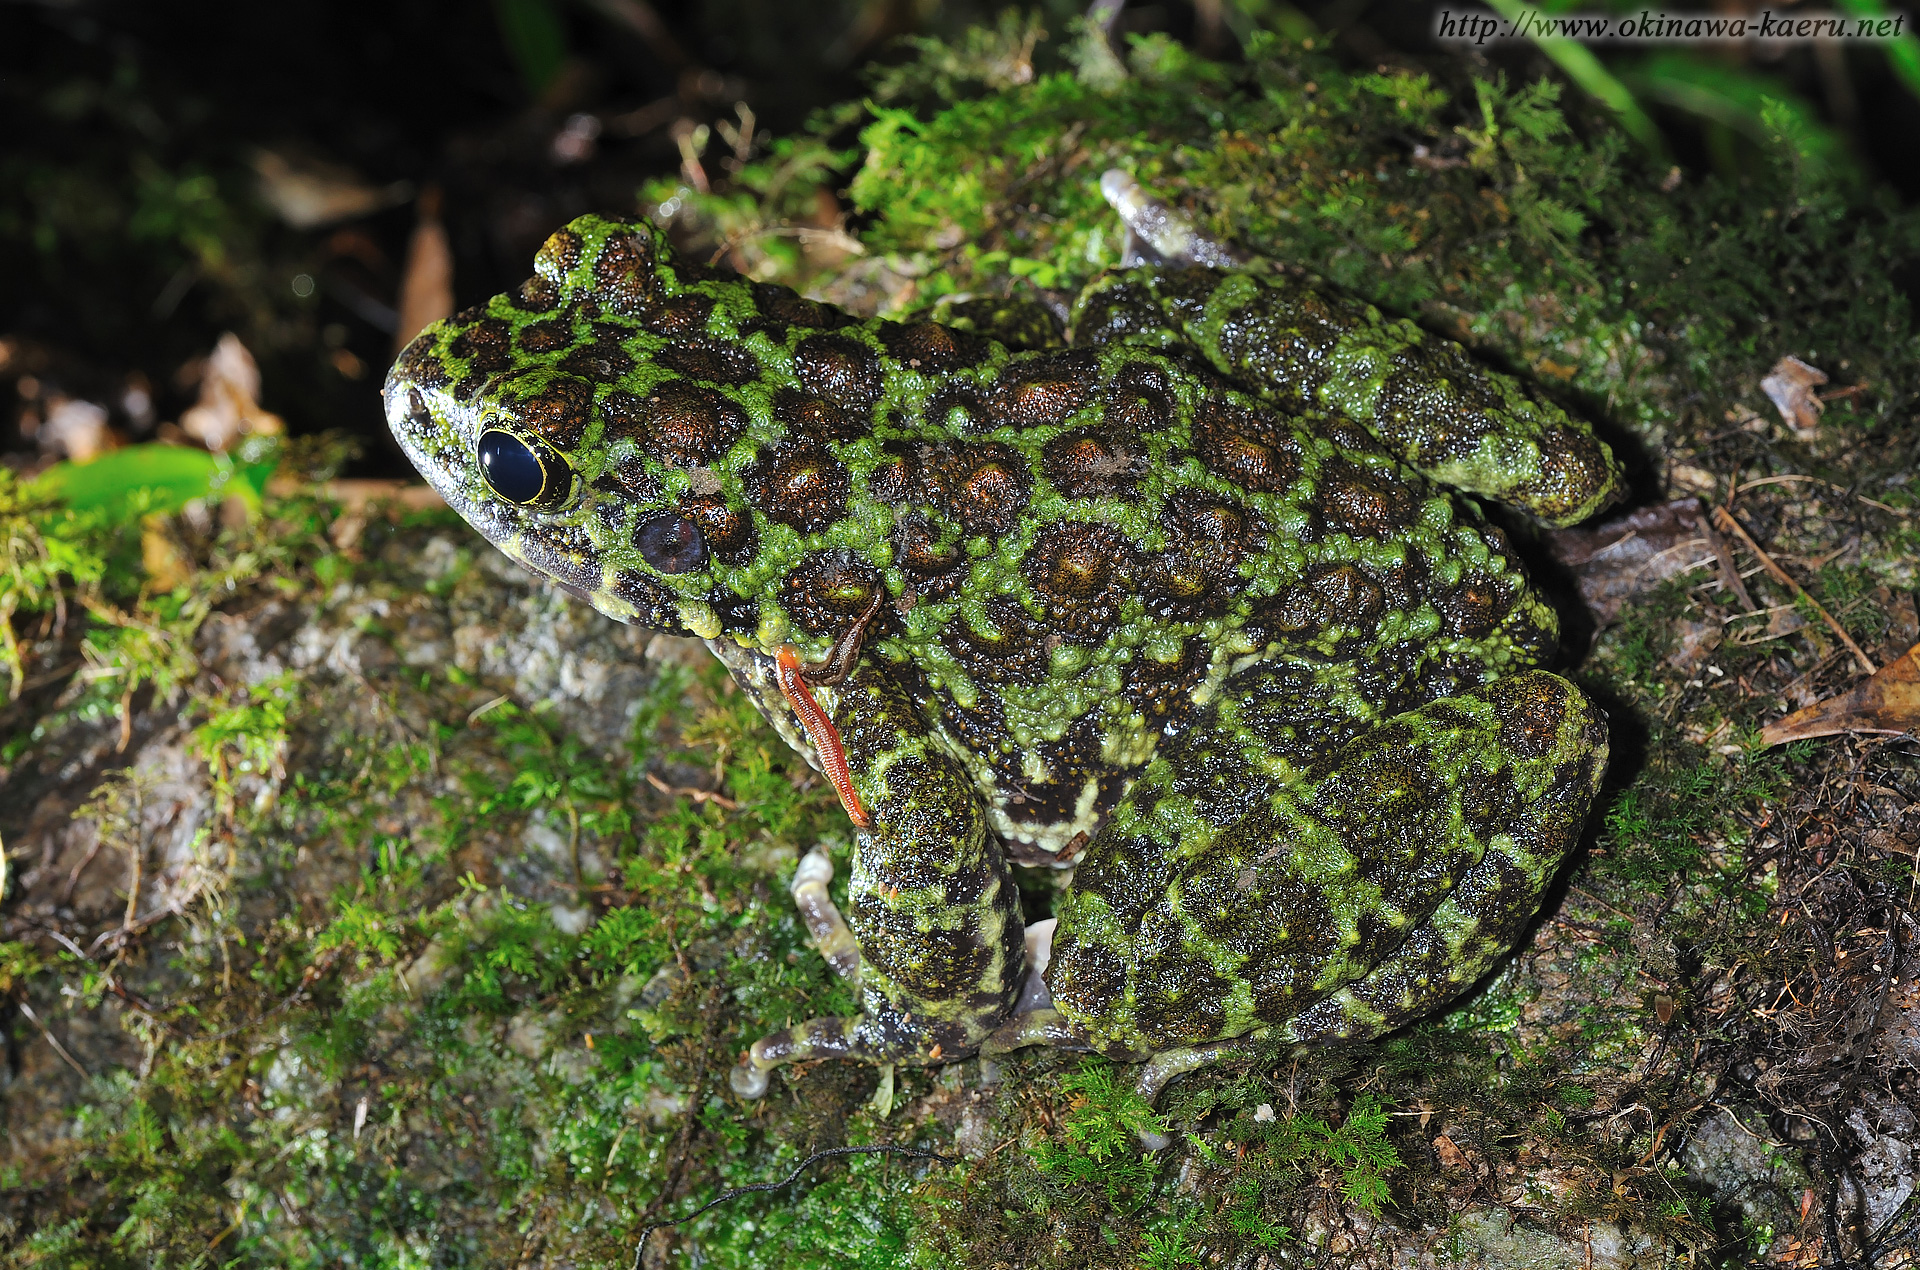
708;588;759;635
594;463;662;503
1145;494;1255;617
494;372;595;448
1149;267;1225;323
891;513;968;598
643;294;714;339
1434;572;1516;638
1194;398;1304;493
1374;350;1501;465
1362;553;1428;614
1026;520;1132;643
1211;284;1347;407
774;388;865;443
1317;458;1417;538
1071;279;1166;348
591;229;657;316
516;319;574;354
751;282;850;331
534;228;584;283
934;442;1032;537
448;319;514;372
991;352;1099;427
1307;563;1387;629
1461;766;1522;833
747;440;850;534
681;493;757;565
924;387;990;436
1042;430;1141;500
511;275;560;311
605;381;748;469
1122;636;1210;723
1488;671;1574;760
878;321;985;372
1106;360;1177;431
393;335;450;390
783;553;885;637
1530;428;1622;522
518;520;603;593
865;442;920;505
558;341;635;380
946;597;1054;685
1256;562;1387;640
793;333;883;410
657;338;762;386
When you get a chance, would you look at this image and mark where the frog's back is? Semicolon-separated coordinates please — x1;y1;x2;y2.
387;215;1560;859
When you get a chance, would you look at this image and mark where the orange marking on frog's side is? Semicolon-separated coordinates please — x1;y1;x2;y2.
776;644;870;828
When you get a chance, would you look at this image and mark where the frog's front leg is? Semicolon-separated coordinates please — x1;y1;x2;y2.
730;661;1028;1099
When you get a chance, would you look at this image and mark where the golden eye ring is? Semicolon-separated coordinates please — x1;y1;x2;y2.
477;428;573;510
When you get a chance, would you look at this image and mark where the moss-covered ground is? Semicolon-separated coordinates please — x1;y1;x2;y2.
5;18;1920;1269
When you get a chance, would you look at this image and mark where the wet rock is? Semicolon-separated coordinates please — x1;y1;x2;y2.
1680;1104;1810;1246
1841;1093;1917;1241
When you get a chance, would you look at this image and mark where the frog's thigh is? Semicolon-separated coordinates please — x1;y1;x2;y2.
1048;669;1606;1055
731;664;1026;1098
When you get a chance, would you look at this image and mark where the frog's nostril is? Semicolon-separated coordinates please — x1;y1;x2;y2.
478;429;570;508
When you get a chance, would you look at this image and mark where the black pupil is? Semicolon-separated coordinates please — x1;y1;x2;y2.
478;430;548;505
635;514;707;574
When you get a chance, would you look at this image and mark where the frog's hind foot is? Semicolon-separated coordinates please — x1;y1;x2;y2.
1099;170;1244;270
730;1017;868;1099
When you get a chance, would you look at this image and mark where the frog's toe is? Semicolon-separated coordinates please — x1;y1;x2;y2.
729;1054;772;1100
1013;918;1057;1013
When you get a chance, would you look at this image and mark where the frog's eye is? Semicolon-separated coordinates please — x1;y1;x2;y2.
478;429;573;510
634;513;708;574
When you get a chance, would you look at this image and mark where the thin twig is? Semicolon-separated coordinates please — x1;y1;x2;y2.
88;900;183;957
16;1000;89;1079
1711;506;1877;677
645;771;739;810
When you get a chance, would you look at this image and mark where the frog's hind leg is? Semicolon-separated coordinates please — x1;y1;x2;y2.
1045;668;1608;1071
1276;820;1561;1045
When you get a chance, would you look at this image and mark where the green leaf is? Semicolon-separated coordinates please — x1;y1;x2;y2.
493;0;567;97
28;444;273;520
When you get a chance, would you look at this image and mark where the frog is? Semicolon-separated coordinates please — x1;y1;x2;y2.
383;181;1621;1105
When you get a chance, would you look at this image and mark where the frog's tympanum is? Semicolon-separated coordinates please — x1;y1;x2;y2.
386;200;1621;1103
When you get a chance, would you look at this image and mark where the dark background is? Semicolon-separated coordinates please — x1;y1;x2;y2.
3;0;1916;478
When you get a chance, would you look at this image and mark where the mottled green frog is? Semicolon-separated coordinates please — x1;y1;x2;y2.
385;185;1620;1103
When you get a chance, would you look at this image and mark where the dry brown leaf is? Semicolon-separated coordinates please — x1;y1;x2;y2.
252;150;412;230
393;194;454;354
1761;641;1920;745
38;397;113;461
1760;355;1828;439
1545;498;1714;627
180;334;284;452
140;515;192;592
1433;1134;1468;1169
